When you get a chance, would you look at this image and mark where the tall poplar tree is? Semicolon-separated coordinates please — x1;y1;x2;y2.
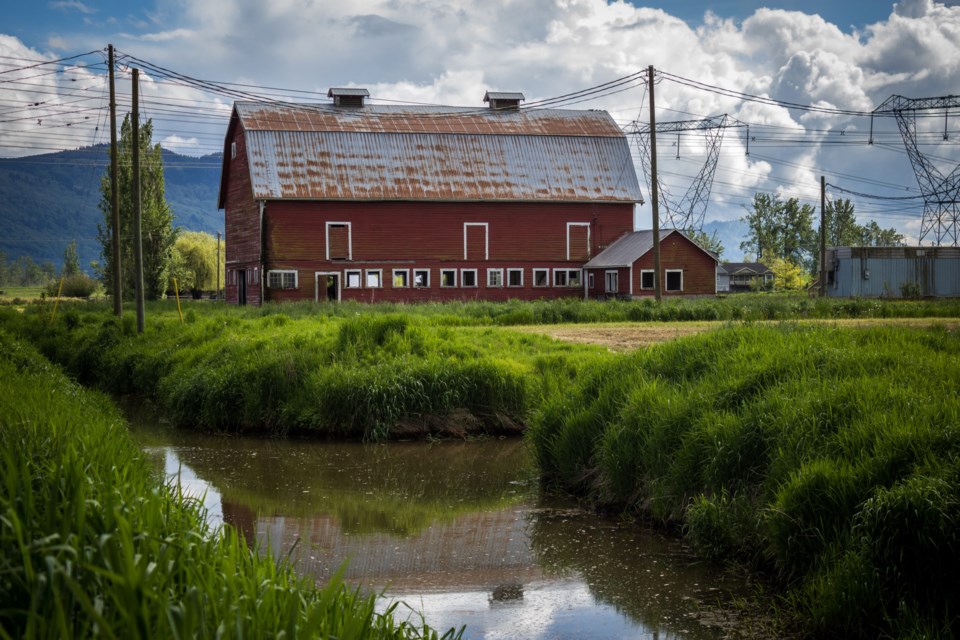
97;115;177;300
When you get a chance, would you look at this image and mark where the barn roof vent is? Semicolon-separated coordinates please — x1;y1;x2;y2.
484;91;525;111
328;87;370;107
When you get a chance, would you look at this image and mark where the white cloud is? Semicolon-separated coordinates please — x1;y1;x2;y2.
5;0;960;247
161;134;202;156
50;1;96;14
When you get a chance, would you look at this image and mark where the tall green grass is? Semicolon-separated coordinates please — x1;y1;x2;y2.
0;305;606;440
530;323;960;639
0;330;462;639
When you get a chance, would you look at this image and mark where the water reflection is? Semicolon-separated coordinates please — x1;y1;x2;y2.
130;425;749;639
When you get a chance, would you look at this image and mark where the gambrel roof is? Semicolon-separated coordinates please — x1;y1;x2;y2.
218;101;643;207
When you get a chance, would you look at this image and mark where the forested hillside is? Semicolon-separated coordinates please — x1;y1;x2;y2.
0;145;222;272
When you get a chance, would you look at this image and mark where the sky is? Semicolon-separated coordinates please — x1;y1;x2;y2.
2;0;960;245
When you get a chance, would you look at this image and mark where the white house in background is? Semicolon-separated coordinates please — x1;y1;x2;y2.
717;262;774;293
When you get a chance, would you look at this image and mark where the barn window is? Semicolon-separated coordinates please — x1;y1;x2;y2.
230;142;236;159
393;269;409;287
461;269;478;288
326;222;352;260
487;268;503;287
413;269;430;288
345;270;362;288
253;268;259;284
568;269;582;287
665;269;683;292
534;269;550;287
640;270;654;290
588;273;594;289
605;270;618;293
553;270;567;287
267;270;297;289
440;269;457;287
507;268;523;287
365;269;382;288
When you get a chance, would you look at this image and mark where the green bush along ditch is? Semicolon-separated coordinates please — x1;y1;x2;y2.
531;322;960;638
0;330;462;639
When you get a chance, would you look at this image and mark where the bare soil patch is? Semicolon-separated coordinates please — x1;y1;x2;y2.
514;317;959;352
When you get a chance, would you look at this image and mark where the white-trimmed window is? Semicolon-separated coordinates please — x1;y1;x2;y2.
533;268;549;287
553;269;568;287
230;141;237;159
413;269;430;288
393;269;409;288
605;270;618;293
568;269;582;287
487;268;503;287
365;269;382;288
554;269;582;287
440;269;457;287
588;272;595;289
325;222;352;261
267;269;297;290
640;269;655;290
507;268;523;287
345;270;362;288
253;267;259;284
461;269;478;288
665;269;683;292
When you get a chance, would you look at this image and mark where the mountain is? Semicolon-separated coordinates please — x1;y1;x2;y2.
702;218;749;262
0;145;223;272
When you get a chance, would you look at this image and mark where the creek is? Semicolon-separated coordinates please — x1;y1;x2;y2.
130;424;757;639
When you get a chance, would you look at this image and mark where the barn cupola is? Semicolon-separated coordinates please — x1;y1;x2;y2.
328;87;370;107
483;91;525;111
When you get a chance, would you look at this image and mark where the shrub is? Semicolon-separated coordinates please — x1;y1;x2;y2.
45;273;98;298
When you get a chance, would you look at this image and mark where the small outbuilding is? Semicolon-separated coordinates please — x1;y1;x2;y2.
824;246;960;297
583;229;718;298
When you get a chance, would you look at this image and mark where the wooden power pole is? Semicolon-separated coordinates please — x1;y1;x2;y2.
132;68;145;333
216;231;221;300
820;175;827;297
648;65;662;303
108;44;122;315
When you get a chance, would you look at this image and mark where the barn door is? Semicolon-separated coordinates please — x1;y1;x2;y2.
567;223;590;261
326;222;352;260
464;223;488;260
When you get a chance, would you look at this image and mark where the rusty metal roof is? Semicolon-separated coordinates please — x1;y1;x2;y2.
585;229;719;268
229;102;642;203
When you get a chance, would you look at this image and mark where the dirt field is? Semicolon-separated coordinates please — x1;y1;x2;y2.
513;318;960;352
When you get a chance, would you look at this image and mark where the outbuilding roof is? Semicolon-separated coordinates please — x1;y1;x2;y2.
218;102;643;206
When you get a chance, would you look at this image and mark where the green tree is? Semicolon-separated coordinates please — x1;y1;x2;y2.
741;193;817;271
685;227;724;258
170;231;222;297
97;115;178;300
860;220;905;247
0;250;7;286
62;241;81;276
823;198;861;247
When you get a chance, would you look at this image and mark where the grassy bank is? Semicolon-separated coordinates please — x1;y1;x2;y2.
530;322;960;638
0;303;608;440
0;330;461;639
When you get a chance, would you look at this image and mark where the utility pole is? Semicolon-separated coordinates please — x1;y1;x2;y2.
820;176;827;297
132;68;145;333
648;65;662;302
216;231;221;300
108;44;122;315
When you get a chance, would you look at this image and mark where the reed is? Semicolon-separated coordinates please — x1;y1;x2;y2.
530;322;960;638
0;330;462;639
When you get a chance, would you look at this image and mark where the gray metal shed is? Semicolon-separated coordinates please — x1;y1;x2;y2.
825;246;960;297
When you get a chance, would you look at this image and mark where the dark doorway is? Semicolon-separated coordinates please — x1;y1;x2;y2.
237;269;247;305
325;274;339;301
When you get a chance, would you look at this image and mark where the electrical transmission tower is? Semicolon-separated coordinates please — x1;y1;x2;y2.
629;114;746;232
872;95;960;246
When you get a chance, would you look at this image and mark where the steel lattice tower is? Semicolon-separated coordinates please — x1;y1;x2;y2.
630;114;746;232
872;95;960;246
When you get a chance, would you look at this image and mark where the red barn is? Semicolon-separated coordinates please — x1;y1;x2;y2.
217;89;643;304
584;229;718;298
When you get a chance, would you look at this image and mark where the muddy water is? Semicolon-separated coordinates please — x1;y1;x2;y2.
132;425;755;639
